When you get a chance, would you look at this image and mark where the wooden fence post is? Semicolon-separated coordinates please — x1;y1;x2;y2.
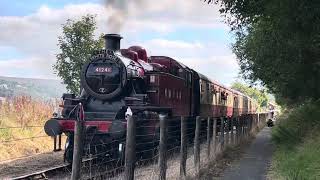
124;114;136;180
257;113;260;128
240;116;243;141
194;116;201;175
252;114;255;133
58;135;62;151
212;118;217;155
159;114;168;180
230;117;234;145
249;115;251;136
207;117;211;159
220;117;225;150
244;115;247;138
71;104;84;180
236;116;240;144
226;118;230;146
246;115;249;137
255;114;258;131
251;114;254;133
249;114;252;134
245;115;248;138
180;116;187;179
53;135;57;151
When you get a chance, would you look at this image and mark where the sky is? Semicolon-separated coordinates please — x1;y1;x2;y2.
0;0;240;86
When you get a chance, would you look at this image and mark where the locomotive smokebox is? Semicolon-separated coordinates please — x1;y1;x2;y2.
103;33;122;51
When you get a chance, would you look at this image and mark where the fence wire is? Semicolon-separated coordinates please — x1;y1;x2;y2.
74;113;268;180
0;111;268;179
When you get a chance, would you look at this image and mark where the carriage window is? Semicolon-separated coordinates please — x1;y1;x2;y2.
165;88;168;98
168;89;172;99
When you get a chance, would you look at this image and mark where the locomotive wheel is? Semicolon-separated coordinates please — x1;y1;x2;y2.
64;131;125;165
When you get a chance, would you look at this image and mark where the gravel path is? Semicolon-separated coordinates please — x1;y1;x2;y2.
221;127;274;180
0;151;65;179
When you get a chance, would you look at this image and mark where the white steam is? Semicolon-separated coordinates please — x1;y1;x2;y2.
105;0;146;33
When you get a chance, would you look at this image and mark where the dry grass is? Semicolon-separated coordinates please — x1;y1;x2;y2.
0;96;62;161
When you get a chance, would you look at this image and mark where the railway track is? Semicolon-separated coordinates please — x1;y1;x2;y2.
12;163;71;180
11;157;123;180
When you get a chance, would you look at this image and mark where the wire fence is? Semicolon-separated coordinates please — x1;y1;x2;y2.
71;112;268;180
0;96;61;158
0;126;67;179
0;125;66;161
0;95;268;180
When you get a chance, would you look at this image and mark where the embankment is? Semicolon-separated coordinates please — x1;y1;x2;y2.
270;100;320;179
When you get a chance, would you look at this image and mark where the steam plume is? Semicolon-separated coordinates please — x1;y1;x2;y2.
105;0;146;33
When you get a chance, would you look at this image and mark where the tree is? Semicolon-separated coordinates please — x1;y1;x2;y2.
231;82;269;110
53;14;104;95
205;0;320;106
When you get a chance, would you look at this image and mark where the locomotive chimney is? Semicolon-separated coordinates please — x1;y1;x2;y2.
103;34;122;51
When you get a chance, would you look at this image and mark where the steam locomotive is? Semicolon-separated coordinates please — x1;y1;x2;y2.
44;34;257;162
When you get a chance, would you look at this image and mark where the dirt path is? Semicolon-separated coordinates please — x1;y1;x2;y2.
221;127;274;180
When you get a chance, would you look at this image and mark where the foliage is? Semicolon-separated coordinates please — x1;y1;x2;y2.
231;82;268;109
53;14;104;95
271;101;320;179
207;0;320;106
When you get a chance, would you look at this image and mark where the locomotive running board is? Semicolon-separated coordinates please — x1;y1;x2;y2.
129;106;172;114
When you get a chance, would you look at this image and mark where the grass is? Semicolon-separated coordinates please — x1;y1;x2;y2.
270;100;320;180
0;96;61;162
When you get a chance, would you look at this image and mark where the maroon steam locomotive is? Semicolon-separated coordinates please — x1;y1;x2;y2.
44;34;257;162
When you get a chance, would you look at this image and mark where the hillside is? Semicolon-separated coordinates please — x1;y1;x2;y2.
0;76;66;99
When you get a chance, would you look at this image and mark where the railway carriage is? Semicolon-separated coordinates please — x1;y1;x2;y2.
44;34;257;162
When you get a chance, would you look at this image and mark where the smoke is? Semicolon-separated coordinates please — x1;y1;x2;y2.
105;0;146;33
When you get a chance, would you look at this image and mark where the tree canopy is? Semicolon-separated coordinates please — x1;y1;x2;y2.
53;14;104;95
207;0;320;106
231;82;269;110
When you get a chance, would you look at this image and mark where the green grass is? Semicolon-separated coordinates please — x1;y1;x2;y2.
271;100;320;180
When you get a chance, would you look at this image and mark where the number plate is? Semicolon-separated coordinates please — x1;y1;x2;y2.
95;67;112;73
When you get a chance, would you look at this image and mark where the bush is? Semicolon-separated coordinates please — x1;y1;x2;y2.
271;100;320;179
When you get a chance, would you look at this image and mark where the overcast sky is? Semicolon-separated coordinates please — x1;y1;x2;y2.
0;0;240;86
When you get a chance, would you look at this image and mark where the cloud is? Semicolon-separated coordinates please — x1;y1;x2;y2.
0;1;225;55
137;38;239;85
0;55;57;79
144;39;204;49
103;0;227;33
0;1;238;85
0;3;107;56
